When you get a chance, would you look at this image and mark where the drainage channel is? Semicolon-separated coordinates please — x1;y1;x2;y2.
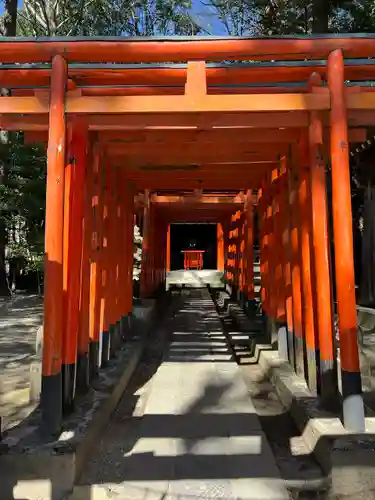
209;288;330;500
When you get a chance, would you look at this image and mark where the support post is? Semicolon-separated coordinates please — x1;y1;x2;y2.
268;169;279;345
280;157;294;365
217;223;224;272
100;160;111;366
328;49;365;431
62;149;74;412
89;147;102;379
309;72;339;407
298;135;318;394
258;188;268;331
273;172;289;361
140;189;151;299
124;183;134;318
244;190;255;313
42;55;67;435
77;136;91;394
62;124;88;409
288;150;306;379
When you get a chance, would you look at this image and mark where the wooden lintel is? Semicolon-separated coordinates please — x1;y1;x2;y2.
0;92;373;117
0;112;310;130
110;153;281;166
21;126;366;146
151;195;243;204
106;142;287;156
97;128;301;144
0;93;329;114
3;37;375;64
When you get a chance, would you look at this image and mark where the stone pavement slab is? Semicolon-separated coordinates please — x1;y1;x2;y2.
76;290;289;499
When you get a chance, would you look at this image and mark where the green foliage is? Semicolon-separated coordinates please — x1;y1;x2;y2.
204;0;375;35
201;0;259;35
18;0;201;36
0;133;46;280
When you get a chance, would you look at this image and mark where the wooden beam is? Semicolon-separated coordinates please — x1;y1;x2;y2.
97;128;301;144
0;112;310;130
151;195;243;203
3;92;375;119
130;161;279;170
111;152;281;166
107;142;288;157
0;93;329;114
22;126;366;146
2;62;375;89
2;36;375;63
134;179;262;190
68;93;329;114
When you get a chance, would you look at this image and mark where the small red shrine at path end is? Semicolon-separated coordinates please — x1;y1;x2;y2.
0;34;372;435
183;250;205;270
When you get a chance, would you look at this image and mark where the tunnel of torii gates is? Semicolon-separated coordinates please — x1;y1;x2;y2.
4;35;375;436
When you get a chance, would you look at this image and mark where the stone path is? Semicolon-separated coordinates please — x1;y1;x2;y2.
75;289;289;499
0;294;43;431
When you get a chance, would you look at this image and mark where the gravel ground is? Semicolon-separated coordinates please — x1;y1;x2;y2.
0;294;43;430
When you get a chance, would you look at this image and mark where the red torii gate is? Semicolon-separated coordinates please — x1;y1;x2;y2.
0;35;371;435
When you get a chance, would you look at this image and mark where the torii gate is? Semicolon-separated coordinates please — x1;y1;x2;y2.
0;35;372;435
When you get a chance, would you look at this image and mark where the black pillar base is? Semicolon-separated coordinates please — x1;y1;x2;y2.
41;372;62;437
101;330;110;367
76;351;90;394
120;315;131;340
89;341;99;381
245;298;258;318
62;362;76;415
109;324;118;358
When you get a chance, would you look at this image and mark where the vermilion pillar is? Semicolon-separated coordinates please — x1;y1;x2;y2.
268;169;279;325
140;190;151;298
298;136;318;394
42;55;67;434
77;140;92;393
108;166;119;357
100;160;112;366
124;184;134;318
272;171;288;360
258;188;268;315
62;124;88;412
244;190;254;305
328;49;364;431
113;169;122;346
89;148;102;378
62;148;74;412
288;151;305;379
217;223;224;272
280;158;294;364
309;72;338;406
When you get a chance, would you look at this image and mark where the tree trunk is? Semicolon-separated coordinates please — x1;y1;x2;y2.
312;0;330;33
4;0;18;35
0;0;18;296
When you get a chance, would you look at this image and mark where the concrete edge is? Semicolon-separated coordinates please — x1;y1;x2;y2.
0;339;146;500
256;345;375;497
0;294;175;500
74;340;145;483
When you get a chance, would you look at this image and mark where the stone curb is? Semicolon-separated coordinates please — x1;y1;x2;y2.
0;340;145;500
0;295;171;500
256;345;375;498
